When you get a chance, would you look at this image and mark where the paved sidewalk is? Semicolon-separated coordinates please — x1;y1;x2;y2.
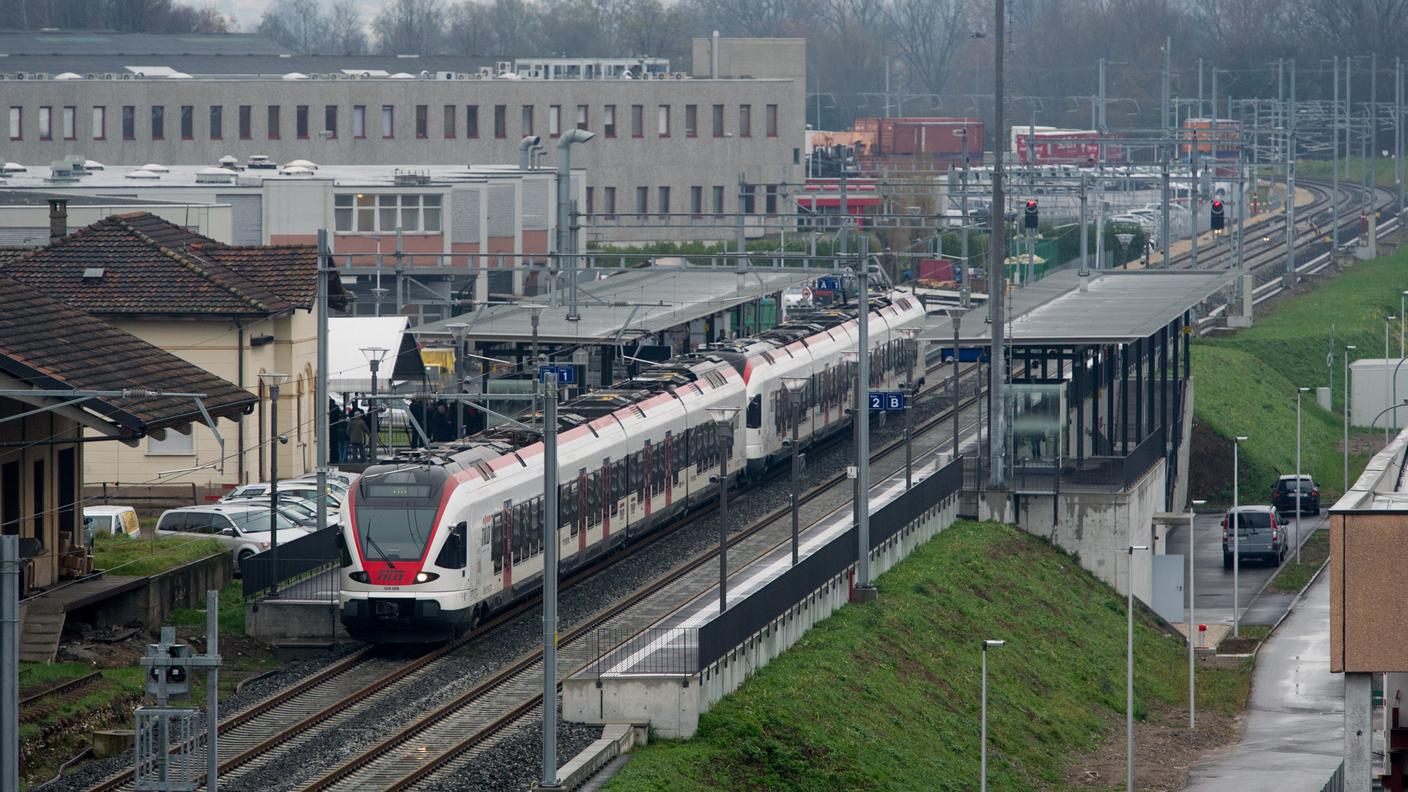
1183;572;1342;791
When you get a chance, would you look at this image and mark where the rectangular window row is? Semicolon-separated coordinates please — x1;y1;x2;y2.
587;182;779;219
333;193;443;233
7;102;781;142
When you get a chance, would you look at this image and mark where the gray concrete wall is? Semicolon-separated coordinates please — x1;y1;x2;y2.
2;74;803;243
244;599;346;643
1013;459;1167;604
67;552;233;632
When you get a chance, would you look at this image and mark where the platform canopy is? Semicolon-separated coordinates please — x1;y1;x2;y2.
413;267;813;345
328;316;425;392
920;270;1238;346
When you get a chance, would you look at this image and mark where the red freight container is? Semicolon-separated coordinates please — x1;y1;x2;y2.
854;117;984;157
917;258;955;282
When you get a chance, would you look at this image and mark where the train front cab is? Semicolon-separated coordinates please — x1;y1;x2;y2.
339;464;477;643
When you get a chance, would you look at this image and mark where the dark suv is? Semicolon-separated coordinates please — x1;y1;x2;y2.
1222;506;1289;568
1271;475;1320;515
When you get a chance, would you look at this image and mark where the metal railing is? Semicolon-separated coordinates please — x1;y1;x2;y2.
696;457;963;670
1007;426;1166;493
585;626;699;677
1317;761;1344;792
240;526;340;601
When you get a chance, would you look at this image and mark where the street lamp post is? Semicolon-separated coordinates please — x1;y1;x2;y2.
259;372;289;598
1126;543;1149;792
1188;498;1206;729
780;378;809;565
1232;435;1248;638
446;323;468;439
361;346;389;460
707;406;740;613
1345;345;1357;491
1296;387;1310;564
1401;292;1407;358
951;311;963;461
980;639;1005;792
1389;317;1398;442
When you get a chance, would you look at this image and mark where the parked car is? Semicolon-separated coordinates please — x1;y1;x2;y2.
1271;475;1320;515
83;506;140;542
1221;505;1289;568
154;504;309;573
220;498;334;530
223;478;347;504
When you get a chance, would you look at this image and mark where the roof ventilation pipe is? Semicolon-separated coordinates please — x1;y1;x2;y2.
556;128;595;321
711;30;720;78
519;135;542;170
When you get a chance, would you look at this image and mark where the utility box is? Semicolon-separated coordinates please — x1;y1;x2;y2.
1350;359;1408;428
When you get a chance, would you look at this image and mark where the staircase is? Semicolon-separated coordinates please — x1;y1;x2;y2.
19;600;65;663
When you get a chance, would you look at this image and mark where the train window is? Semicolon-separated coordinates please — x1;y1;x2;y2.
587;472;600;526
490;513;503;573
433;522;466;569
746;394;762;429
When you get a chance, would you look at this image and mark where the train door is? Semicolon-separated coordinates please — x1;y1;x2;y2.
642;441;653;518
601;459;611;540
664;433;674;508
500;502;512;589
577;469;588;555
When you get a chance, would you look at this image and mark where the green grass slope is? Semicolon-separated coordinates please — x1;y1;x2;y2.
1191;252;1408;501
603;522;1248;792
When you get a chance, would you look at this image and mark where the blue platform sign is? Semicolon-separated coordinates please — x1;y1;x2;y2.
868;391;906;411
538;365;576;384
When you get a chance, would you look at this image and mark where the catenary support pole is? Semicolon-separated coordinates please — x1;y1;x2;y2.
541;374;559;788
1;536;17;792
205;588;219;792
988;0;1008;489
1286;60;1297;277
855;264;873;592
315;230;330;535
1334;56;1341;254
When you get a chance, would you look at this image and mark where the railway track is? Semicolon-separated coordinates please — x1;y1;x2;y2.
19;671;104;725
81;352;978;792
300;365;982;790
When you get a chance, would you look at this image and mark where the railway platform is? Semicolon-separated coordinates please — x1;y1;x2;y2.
563;421;967;738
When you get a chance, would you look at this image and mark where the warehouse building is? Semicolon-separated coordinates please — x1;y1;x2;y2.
0;31;805;243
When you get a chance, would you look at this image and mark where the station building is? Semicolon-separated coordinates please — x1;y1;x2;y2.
0;31;805;244
0;211;342;492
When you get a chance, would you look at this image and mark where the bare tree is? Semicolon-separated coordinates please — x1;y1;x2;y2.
258;0;329;53
374;0;447;55
883;0;969;104
615;0;689;58
327;0;368;55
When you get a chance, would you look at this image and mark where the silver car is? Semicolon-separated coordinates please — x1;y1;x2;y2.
154;504;310;573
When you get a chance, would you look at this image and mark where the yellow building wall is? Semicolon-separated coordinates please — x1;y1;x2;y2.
82;309;321;492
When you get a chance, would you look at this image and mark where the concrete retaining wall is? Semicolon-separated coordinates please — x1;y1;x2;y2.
67;553;233;632
1012;459;1167;604
244;600;347;643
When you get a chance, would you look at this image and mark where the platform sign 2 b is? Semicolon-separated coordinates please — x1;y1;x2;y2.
868;391;906;411
538;365;576;385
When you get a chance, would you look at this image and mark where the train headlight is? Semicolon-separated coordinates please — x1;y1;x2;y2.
415;571;438;583
348;571;370;583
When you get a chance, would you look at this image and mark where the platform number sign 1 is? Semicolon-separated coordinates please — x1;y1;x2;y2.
868;391;905;411
538;365;576;385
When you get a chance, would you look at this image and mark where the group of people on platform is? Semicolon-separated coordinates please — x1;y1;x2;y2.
328;397;485;463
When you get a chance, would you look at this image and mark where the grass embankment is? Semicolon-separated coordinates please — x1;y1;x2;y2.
1191;252;1408;503
1297;157;1399;189
91;533;224;577
604;522;1250;792
1264;529;1330;595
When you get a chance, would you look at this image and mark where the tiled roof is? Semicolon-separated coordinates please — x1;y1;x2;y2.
0;213;320;317
0;272;254;434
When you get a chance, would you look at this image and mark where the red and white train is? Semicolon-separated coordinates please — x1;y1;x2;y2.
338;291;926;642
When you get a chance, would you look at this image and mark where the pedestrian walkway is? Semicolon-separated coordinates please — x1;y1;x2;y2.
1183;572;1342;791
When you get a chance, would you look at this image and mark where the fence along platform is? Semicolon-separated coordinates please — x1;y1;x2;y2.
564;444;964;738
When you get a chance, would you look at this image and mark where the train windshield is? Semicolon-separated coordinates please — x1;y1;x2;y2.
353;465;450;563
356;507;439;562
